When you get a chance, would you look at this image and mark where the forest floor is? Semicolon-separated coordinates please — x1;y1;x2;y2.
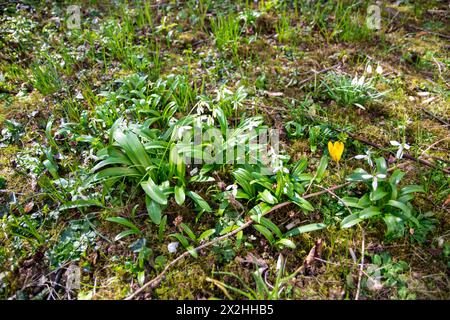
0;0;449;300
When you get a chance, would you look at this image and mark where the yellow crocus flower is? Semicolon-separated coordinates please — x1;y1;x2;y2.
328;141;344;163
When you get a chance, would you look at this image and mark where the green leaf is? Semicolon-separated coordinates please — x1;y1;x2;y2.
158;215;167;242
370;188;388;202
389;169;405;185
387;200;411;217
170;233;189;248
106;217;140;234
180;223;197;242
190;175;215;183
253;225;275;244
346;168;369;182
340;213;363;228
232;168;255;197
146;196;162;224
340;197;364;209
292;158;308;176
198;229;216;241
276;238;296;249
285;223;327;237
187;191;212;212
291;195;314;211
315;156;328;182
115;229;140;241
258;189;278;205
141;177;167;205
59;199;103;211
375;157;387;175
252;216;282;238
94;167;141;181
174;185;186;206
399;185;425;196
113;128;152;174
187;246;198;258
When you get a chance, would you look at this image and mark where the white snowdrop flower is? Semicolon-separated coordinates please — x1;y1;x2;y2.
362;173;386;191
75;91;83;99
226;184;238;197
206;115;214;126
390;141;411;159
376;64;383;75
167;242;179;253
273;161;289;174
196;105;205;115
358;75;366;86
174;125;192;141
366;64;373;74
276;254;284;271
354;150;373;167
169;118;177;126
351;75;358;85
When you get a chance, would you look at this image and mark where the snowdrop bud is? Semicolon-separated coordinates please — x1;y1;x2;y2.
366;64;373;74
167;242;179;253
276;254;284;271
376;65;383;74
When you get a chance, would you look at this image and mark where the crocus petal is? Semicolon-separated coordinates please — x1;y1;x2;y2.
334;141;344;162
328;141;336;162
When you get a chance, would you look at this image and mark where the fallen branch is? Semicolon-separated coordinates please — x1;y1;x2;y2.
124;182;350;300
419;107;450;127
343;131;450;175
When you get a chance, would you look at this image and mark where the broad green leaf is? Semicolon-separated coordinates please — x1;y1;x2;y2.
251;216;282;238
370;188;388;201
59;199;103;211
291;195;314;211
106;217;140;234
399;185;425;196
187;191;212;212
170;233;189;248
285;223;327;237
276;238;296;249
115;229;140;241
340;213;363;228
253;224;275;244
315;156;328;182
174;185;185;206
232;168;255;197
198;229;216;241
258;189;278;205
340;197;364;209
146;196;162;224
141;177;167;205
346;168;369;182
292;158;308;176
94;167;141;181
375;157;387;175
180;223;197;242
187;246;198;258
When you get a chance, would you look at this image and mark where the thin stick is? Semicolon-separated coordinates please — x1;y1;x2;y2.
420;107;450;127
124;182;350;300
355;227;365;300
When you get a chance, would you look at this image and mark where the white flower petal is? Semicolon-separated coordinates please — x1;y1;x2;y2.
167;242;179;253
